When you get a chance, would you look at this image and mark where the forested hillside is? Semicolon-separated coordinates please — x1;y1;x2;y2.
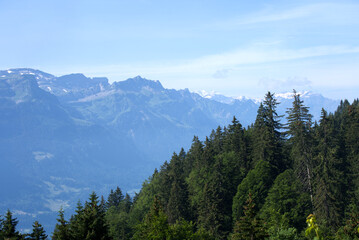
1;90;358;240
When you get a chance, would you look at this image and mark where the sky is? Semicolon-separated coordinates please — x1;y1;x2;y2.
0;0;358;100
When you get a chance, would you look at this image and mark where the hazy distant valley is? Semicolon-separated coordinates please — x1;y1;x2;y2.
0;68;340;232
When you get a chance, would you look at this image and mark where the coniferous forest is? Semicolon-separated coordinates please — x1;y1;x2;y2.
1;90;359;240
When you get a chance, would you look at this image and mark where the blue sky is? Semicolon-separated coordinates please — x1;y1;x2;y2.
1;0;358;100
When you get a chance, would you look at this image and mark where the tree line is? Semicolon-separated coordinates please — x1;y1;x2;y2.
1;90;359;239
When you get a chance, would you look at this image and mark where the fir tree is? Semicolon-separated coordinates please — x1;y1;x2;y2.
313;109;344;230
82;192;111;240
285;89;314;207
260;169;311;231
107;187;124;209
69;201;85;239
232;160;276;222
29;221;47;240
52;208;70;240
1;210;20;239
231;193;268;240
253;92;284;172
132;196;169;240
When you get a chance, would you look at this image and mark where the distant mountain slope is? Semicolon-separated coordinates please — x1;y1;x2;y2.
0;68;341;232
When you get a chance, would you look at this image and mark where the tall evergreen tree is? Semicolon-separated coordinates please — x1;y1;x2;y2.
197;159;229;239
83;192;111;240
313;109;344;230
1;210;20;239
166;152;191;224
69;201;85;239
132;196;169;240
260;169;311;231
232;160;276;222
107;187;124;209
29;221;47;240
285;90;314;207
253;92;284;172
344;101;359;202
52;208;70;240
224;117;244;154
68;193;111;240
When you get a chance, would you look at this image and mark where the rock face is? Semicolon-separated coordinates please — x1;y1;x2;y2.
0;68;340;232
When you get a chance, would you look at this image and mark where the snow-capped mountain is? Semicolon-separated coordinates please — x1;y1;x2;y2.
196;89;339;121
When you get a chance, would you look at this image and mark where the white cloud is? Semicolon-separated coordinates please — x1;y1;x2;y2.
13;210;36;218
44;199;70;212
33;151;54;162
50;44;359;100
73;44;359;81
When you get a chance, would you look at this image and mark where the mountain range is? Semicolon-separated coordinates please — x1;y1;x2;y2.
0;68;340;232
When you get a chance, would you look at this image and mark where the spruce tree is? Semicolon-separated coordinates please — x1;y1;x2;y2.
82;192;111;240
231;193;268;240
29;221;47;240
132;196;169;240
260;169;311;231
253;92;284;172
197;159;229;239
166;153;190;224
107;187;124;209
285;90;314;207
52;208;70;240
232;160;276;222
1;210;20;239
224;116;244;154
121;193;132;213
313;109;344;230
69;201;85;239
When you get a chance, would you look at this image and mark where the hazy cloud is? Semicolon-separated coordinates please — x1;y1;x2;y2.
258;77;312;92
215;2;359;28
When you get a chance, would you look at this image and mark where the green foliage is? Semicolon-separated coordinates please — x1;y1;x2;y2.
168;220;213;240
312;109;344;231
52;208;70;240
129;170;162;225
261;169;311;231
28;221;47;240
67;192;111;240
106;206;132;240
268;227;300;240
253;92;284;172
132;196;169;240
335;203;359;239
107;187;124;209
4;93;359;240
230;193;268;240
232;160;276;222
285;90;314;200
305;214;323;240
1;210;20;239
